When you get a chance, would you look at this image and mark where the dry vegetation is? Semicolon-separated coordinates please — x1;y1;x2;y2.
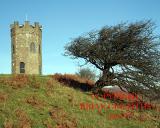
51;73;94;91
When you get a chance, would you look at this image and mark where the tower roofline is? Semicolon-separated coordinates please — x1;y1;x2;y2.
10;21;42;29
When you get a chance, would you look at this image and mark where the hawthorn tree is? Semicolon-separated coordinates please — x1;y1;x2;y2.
64;20;160;101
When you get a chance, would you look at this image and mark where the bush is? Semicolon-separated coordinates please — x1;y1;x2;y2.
75;68;96;81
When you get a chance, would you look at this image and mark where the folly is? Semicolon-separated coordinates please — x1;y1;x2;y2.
10;21;42;74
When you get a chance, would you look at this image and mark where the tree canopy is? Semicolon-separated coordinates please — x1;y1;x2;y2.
65;20;160;101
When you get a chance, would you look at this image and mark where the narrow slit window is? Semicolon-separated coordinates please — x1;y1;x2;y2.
13;44;15;53
39;45;41;54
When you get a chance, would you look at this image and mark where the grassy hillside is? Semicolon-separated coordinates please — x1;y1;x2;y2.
0;75;159;128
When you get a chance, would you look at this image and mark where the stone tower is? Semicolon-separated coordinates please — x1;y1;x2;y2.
10;21;42;74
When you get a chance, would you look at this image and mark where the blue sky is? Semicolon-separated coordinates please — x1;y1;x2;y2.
0;0;160;74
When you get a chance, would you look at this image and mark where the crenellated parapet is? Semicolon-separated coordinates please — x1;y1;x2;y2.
10;21;42;29
10;21;42;36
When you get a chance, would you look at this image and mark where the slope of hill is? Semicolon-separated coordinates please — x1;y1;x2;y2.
0;75;159;128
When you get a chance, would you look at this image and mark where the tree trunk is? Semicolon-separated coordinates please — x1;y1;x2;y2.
92;66;112;94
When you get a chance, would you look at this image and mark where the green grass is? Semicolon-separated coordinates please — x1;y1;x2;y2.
0;75;159;128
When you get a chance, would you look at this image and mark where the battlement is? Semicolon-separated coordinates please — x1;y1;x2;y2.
10;21;42;29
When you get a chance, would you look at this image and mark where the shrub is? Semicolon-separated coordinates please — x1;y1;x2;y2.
76;68;96;81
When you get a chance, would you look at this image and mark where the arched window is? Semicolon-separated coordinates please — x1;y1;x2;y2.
20;62;25;73
30;42;36;53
